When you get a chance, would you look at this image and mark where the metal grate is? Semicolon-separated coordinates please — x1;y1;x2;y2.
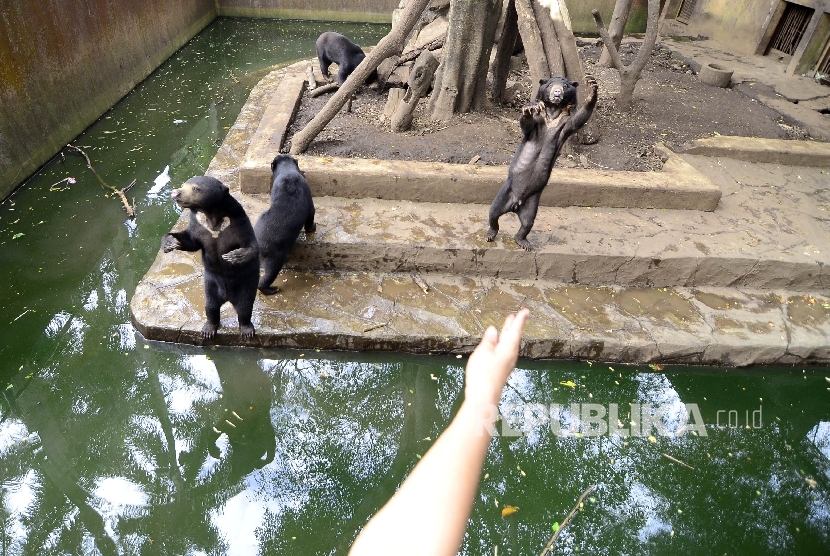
676;0;697;24
818;41;830;75
769;2;814;55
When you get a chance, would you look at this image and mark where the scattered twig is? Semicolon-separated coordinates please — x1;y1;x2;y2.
66;144;136;218
363;322;389;333
310;82;339;97
49;177;76;191
229;70;240;84
411;273;429;293
539;485;596;556
662;453;696;470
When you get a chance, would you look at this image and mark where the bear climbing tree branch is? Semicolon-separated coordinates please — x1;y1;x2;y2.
289;0;432;155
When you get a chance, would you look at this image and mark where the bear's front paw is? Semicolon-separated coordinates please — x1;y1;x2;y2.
584;74;598;92
222;248;248;265
161;235;181;253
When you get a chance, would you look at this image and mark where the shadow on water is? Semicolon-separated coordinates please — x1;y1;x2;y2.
1;17;829;556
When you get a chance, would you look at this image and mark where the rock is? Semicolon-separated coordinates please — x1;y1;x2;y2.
503;79;525;104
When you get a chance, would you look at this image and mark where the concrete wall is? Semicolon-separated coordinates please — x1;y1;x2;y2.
217;0;650;32
0;0;217;199
679;0;779;53
219;0;399;23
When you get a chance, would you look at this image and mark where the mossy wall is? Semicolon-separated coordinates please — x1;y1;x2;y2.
0;0;217;200
218;0;399;23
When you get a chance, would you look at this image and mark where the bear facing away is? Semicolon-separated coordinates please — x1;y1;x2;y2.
161;176;259;339
254;154;316;295
316;31;378;86
485;74;598;251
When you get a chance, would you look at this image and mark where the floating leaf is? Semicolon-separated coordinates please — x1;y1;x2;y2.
649;363;664;371
559;380;577;388
501;505;519;518
648;435;657;443
552;522;560;532
12;233;24;239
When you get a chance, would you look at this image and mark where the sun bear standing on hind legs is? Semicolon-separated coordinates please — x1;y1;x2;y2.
485;74;598;251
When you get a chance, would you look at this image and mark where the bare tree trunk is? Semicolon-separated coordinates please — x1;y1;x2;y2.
545;0;582;79
515;0;550;100
532;0;565;77
598;0;634;67
545;0;599;144
489;0;519;102
289;0;431;154
427;0;503;121
592;0;660;110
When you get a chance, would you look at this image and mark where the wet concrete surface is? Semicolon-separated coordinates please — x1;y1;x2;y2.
131;55;830;366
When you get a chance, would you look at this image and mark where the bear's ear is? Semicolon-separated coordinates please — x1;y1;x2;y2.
539;78;547;85
271;157;279;172
571;81;579;87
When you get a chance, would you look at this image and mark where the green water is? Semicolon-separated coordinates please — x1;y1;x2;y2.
1;17;829;556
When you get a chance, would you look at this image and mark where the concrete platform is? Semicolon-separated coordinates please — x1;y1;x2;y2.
131;60;830;365
238;64;721;212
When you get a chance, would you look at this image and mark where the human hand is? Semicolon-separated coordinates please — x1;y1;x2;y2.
464;309;529;407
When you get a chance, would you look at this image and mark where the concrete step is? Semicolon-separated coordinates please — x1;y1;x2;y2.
237;174;825;292
241;150;722;211
130;262;830;366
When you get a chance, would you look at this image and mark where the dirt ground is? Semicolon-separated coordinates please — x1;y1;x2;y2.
285;41;817;172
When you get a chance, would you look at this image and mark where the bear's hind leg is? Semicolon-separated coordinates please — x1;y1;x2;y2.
304;206;316;234
485;185;513;242
513;193;541;251
231;277;257;339
258;252;289;295
203;279;223;339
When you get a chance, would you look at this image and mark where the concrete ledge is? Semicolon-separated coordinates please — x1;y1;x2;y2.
241;151;722;211
130;264;830;366
678;136;830;167
244;73;306;164
239;69;721;211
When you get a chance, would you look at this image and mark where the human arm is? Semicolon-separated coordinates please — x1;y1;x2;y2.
349;309;530;556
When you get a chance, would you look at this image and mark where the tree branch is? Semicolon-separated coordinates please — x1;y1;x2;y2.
289;0;432;155
539;484;596;556
66;144;136;218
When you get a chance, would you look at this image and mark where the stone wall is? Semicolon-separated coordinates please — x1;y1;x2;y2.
0;0;217;199
680;0;778;53
218;0;399;23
